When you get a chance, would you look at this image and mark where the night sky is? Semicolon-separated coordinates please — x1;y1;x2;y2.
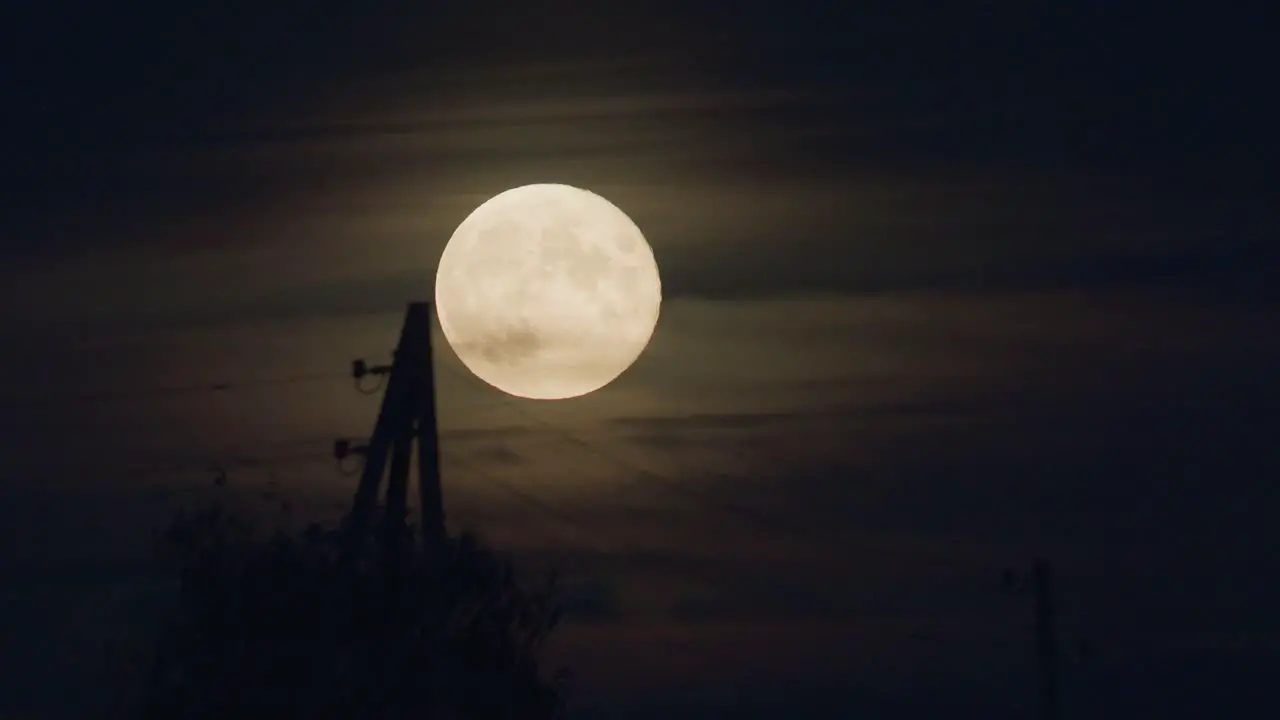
2;2;1277;717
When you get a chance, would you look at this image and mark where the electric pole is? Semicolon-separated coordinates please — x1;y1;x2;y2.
1032;559;1060;720
1004;558;1061;720
337;301;447;567
334;301;450;717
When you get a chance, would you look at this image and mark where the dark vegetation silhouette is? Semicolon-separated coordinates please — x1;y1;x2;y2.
106;491;568;719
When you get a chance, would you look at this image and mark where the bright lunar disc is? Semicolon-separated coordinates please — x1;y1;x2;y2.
435;183;662;400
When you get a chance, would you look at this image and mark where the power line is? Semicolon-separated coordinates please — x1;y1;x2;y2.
24;443;338;485
448;455;612;554
219;450;335;470
435;362;972;570
434;365;787;528
0;370;347;405
448;450;883;611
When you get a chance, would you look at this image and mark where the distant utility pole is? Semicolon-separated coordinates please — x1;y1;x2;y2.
1032;559;1060;720
1004;558;1061;720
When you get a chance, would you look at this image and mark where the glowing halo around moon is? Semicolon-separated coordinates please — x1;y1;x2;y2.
434;183;662;400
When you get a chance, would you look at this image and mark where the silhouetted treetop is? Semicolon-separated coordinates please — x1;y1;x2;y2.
109;501;566;719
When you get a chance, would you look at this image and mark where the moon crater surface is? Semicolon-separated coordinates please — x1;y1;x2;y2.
435;183;662;400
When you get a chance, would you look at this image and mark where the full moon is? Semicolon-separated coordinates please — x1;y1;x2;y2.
435;183;662;400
